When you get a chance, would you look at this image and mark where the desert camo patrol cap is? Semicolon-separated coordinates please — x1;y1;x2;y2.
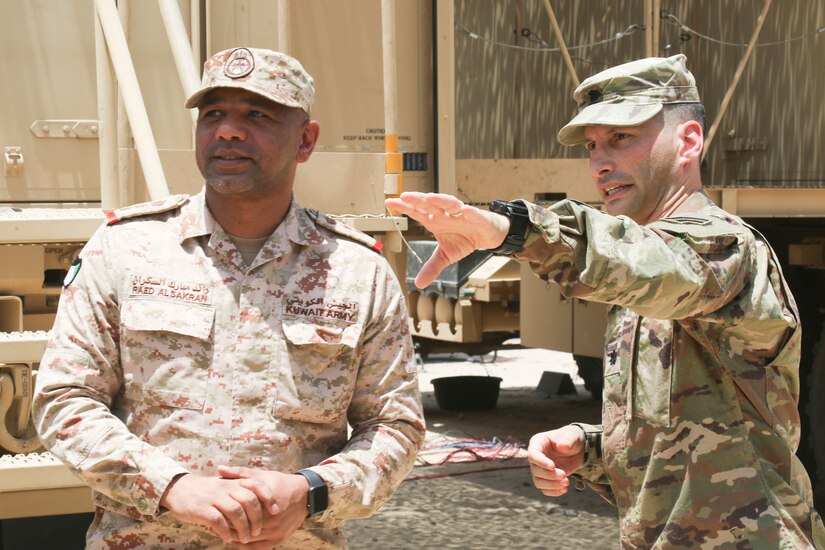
557;54;700;146
185;47;315;114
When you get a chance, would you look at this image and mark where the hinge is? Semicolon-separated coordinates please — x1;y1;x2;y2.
3;147;23;176
30;120;100;139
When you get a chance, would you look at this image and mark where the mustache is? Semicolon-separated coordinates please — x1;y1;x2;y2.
597;174;629;186
204;143;254;159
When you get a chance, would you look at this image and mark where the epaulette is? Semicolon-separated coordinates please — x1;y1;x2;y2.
305;208;384;254
104;194;190;225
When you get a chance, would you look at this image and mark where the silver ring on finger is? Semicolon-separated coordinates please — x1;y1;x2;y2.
447;201;464;217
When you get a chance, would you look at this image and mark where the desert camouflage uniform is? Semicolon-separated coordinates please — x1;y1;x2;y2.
184;47;314;113
32;190;425;549
514;191;825;549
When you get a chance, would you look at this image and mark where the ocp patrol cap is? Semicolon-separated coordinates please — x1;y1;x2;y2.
558;54;701;146
185;47;315;114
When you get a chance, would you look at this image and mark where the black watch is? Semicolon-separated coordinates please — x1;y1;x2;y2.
571;423;602;465
296;469;329;517
487;200;532;256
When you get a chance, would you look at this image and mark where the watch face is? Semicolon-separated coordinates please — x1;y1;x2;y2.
298;470;329;516
309;485;329;515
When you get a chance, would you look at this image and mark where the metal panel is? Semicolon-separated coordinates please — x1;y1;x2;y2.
129;0;198;151
519;263;572;352
0;332;48;364
453;0;825;193
572;299;608;358
455;159;597;205
293;152;389;216
0;453;91;519
0;210;103;245
0;0;100;202
706;188;825;217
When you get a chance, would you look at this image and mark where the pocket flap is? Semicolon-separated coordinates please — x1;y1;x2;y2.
282;318;360;348
122;299;215;340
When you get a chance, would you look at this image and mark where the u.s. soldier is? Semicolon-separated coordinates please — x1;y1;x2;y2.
33;47;425;549
386;55;825;548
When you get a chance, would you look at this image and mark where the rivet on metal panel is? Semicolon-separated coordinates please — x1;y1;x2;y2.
29;119;101;139
72;121;101;139
3;147;23;176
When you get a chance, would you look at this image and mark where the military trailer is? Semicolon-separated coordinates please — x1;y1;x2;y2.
0;0;823;546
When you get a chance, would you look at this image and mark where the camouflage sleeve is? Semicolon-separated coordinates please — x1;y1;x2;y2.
513;200;749;320
568;423;615;505
32;227;189;518
309;261;426;522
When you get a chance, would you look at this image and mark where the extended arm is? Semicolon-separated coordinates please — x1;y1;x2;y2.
387;192;750;321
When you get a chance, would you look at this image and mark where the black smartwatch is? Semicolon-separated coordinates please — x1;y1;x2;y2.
296;469;329;517
487;200;532;256
571;423;602;465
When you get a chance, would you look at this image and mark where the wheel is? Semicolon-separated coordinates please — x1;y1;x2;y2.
573;354;603;400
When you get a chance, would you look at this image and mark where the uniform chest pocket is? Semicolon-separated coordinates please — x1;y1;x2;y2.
602;306;630;410
120;299;215;410
272;318;361;424
632;318;674;427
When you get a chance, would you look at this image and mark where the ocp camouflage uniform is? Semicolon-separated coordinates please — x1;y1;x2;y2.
32;190;426;549
514;191;825;548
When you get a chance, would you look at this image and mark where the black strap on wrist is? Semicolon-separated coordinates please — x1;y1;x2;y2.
296;468;329;517
487;200;532;256
571;423;601;465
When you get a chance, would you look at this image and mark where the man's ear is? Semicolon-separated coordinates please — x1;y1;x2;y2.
296;120;320;163
677;119;703;166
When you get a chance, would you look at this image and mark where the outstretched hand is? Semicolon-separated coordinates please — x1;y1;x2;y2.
385;192;510;288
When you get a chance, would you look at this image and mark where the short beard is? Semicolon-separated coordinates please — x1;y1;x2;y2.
205;174;257;196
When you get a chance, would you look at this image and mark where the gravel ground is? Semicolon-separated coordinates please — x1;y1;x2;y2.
344;348;620;550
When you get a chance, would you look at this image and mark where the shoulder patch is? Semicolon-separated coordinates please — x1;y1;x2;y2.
305;208;384;253
105;194;190;225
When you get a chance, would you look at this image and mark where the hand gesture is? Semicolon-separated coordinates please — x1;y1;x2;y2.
160;472;276;544
527;425;586;497
218;465;310;549
385;192;510;288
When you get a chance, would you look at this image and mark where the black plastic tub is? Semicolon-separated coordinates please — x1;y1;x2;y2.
432;375;503;411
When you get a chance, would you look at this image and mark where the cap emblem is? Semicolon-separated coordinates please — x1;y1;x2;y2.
224;48;254;79
587;88;603;107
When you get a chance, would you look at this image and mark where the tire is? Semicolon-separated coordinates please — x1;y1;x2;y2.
573;354;603;401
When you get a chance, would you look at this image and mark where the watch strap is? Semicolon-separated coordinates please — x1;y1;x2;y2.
570;423;602;465
487;200;532;256
296;468;329;517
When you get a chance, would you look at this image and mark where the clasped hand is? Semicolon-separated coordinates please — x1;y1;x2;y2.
160;466;309;549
